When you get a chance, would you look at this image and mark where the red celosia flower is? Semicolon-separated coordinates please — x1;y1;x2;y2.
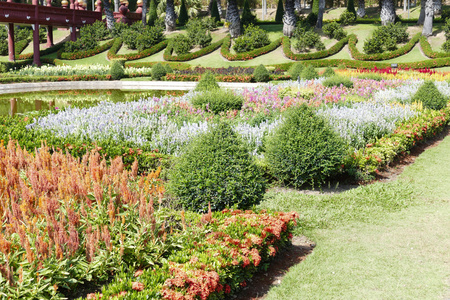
134;269;144;277
132;282;145;291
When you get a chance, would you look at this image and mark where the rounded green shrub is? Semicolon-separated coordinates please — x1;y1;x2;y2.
172;34;193;55
195;71;220;91
322;75;353;88
339;10;356;25
151;62;167;80
301;65;319;80
412;81;448;110
288;62;304;80
164;64;174;74
322;67;335;78
168;122;266;212
253;64;270;82
110;59;125;80
265;105;347;188
191;89;244;114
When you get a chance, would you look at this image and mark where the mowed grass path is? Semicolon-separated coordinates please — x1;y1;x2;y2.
259;132;450;299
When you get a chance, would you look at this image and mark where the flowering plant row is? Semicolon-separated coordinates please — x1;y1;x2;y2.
125;61;192;70
220;35;282;61
165;73;253;82
163;38;225;62
107;38;169;61
282;35;349;61
57;39;114;60
419;35;450;59
0;74;112;84
348;33;421;61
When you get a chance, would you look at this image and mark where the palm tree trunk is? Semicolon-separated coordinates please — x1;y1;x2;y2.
423;0;434;36
103;0;116;30
357;0;365;17
380;0;396;25
283;0;296;36
226;0;240;38
114;0;120;12
165;0;177;32
433;0;441;14
417;0;425;24
142;0;147;24
294;0;301;11
316;0;325;29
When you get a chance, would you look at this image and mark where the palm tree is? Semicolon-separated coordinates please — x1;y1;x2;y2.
316;0;325;29
103;0;116;30
165;0;177;32
283;0;297;36
433;0;441;14
423;0;434;36
380;0;396;26
418;0;425;24
142;0;147;24
357;0;365;17
226;0;240;38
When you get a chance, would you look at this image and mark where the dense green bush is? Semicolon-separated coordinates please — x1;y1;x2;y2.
164;64;174;73
191;89;243;113
151;62;167;80
148;0;158;26
363;22;409;54
178;0;189;26
275;0;284;23
241;0;257;26
168;122;266;212
412;81;448;110
122;23;164;51
347;0;357;16
186;19;212;48
210;0;221;22
265;105;347;187
195;71;220;91
292;27;325;52
63;35;98;53
300;64;319;79
288;62;305;80
253;64;270;82
442;8;450;22
339;10;356;25
112;22;128;38
233;24;270;53
0;27;8;56
305;12;318;27
110;59;125;80
80;20;110;41
172;34;193;55
322;21;346;40
442;40;450;53
322;66;335;77
322;75;353;88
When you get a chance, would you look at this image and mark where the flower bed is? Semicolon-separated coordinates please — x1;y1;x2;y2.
107;38;169;61
0;74;112;83
57;39;115;60
220;35;282;61
282;35;349;60
163;38;225;61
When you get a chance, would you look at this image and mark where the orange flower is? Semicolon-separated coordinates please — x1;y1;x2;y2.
132;282;145;291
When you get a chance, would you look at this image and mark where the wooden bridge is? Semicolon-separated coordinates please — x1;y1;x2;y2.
0;0;142;66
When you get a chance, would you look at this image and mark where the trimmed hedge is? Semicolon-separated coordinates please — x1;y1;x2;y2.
125;61;192;70
220;35;282;61
282;35;349;60
419;35;450;59
58;39;115;60
165;74;254;82
107;38;169;61
17;42;65;60
14;39;30;56
163;38;225;61
0;74;112;83
348;33;421;61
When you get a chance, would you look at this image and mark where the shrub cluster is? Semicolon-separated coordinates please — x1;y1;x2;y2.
59;39;115;60
107;39;169;61
164;38;224;61
322;75;354;88
322;66;336;77
253;64;270;82
363;22;409;54
442;18;450;52
339;10;356;25
322;21;347;40
292;27;325;52
151;62;167;80
121;22;165;52
233;24;270;53
351;33;420;60
186;19;213;49
222;35;282;60
110;59;125;80
191;89;244;113
288;62;304;80
412;81;448;110
282;35;349;60
195;71;220;91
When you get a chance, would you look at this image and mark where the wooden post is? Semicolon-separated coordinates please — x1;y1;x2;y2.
47;26;54;47
7;23;15;62
71;26;77;41
10;98;17;117
32;0;41;66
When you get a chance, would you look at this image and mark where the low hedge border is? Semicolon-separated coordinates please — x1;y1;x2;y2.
14;40;30;56
17;42;66;60
107;38;169;61
0;74;112;83
125;61;192;70
165;73;253;82
348;32;421;61
220;35;282;61
281;35;349;61
58;39;115;60
163;38;225;61
419;35;450;59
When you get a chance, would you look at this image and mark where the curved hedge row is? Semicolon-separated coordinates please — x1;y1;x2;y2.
57;39;114;60
220;35;282;61
282;35;349;61
348;33;421;61
125;61;191;70
107;38;169;61
14;40;30;56
0;74;112;83
163;38;225;61
419;35;450;59
17;42;65;60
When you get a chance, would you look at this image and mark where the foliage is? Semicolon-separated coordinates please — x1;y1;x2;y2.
322;66;336;77
253;64;271;82
442;8;450;22
305;12;318;27
211;0;221;22
178;0;189;26
164;64;174;74
108;39;168;61
311;0;319;15
363;22;409;54
292;27;325;52
241;0;257;27
112;22;129;38
121;23;164;52
148;0;158;26
412;81;448;110
288;62;305;80
59;40;114;60
164;37;224;61
265;105;347;188
322;21;346;40
195;71;220;91
275;0;284;23
80;20;111;41
191;89;244;113
151;62;167;80
347;0;356;16
442;40;450;53
339;10;356;25
322;75;354;88
172;34;194;55
169;122;266;212
233;24;270;53
222;35;281;60
186;19;213;48
110;59;125;80
300;64;319;79
282;35;349;61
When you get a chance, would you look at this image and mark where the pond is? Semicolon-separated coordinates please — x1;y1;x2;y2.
0;89;185;117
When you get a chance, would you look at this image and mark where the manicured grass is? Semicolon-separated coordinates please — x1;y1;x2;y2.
259;133;450;299
384;44;428;63
21;29;69;54
58;50;111;66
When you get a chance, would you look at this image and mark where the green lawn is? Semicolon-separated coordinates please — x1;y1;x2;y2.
259;132;450;299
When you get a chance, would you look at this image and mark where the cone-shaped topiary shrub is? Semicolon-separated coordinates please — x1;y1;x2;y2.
275;0;284;23
168;122;266;212
148;0;158;26
151;62;167;80
178;0;189;26
110;59;125;80
191;89;244;114
210;0;221;22
195;71;220;91
301;65;319;80
241;0;257;26
412;81;448;110
253;64;270;82
288;62;304;80
322;67;336;78
347;0;356;17
164;64;174;74
265;105;347;188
